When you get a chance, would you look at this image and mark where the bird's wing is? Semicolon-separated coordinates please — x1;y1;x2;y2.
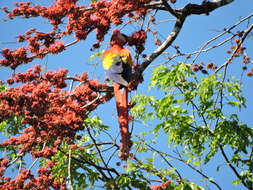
103;47;132;87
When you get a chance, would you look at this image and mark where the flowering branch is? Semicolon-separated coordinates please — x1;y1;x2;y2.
193;13;253;64
215;23;253;73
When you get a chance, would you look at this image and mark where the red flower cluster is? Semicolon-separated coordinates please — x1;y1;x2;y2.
192;62;209;74
206;62;217;70
242;55;251;64
0;169;30;190
1;0;152;69
0;64;112;154
5;2;41;19
0;158;8;167
128;30;147;54
0;167;67;190
0;64;113;188
0;167;5;177
151;180;172;190
0;47;28;69
0;0;154;187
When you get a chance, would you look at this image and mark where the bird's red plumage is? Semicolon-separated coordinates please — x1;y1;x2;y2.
102;30;132;160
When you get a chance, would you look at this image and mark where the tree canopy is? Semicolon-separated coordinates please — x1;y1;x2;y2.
0;0;253;189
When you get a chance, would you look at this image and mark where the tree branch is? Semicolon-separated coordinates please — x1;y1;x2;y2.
219;145;248;188
161;0;179;18
145;143;182;180
58;147;120;177
174;149;222;190
28;142;46;171
68;149;74;190
133;156;167;182
136;17;185;76
178;0;234;16
215;22;253;73
86;127;114;180
192;13;253;65
136;0;235;78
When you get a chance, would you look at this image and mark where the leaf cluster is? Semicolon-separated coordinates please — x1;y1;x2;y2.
132;62;253;188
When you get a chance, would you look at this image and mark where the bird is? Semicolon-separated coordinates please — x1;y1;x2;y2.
102;29;133;160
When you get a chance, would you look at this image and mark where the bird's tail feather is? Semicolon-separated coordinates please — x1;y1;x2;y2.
113;82;131;160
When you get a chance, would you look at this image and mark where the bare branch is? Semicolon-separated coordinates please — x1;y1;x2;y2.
136;17;184;76
193;13;253;64
145;143;182;180
178;0;235;16
219;146;248;188
133;156;167;181
86;127;114;179
136;0;235;77
68;149;74;190
6;152;24;169
82;92;101;108
28;142;46;171
174;149;222;190
215;23;253;73
161;0;179;18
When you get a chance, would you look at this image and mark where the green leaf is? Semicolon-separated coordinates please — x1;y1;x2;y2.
232;179;240;186
89;51;104;62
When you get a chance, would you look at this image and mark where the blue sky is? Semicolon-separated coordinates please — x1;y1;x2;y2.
0;0;252;189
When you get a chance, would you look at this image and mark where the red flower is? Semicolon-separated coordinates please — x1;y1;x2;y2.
1;140;9;146
17;34;25;42
80;72;88;81
0;158;9;167
6;78;14;85
128;30;147;53
69;144;77;150
192;66;199;72
0;168;5;176
246;72;253;77
46;160;55;168
206;62;213;69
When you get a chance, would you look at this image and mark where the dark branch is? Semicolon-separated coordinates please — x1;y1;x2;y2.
178;0;234;16
219;146;248;188
136;17;185;76
136;0;235;78
161;0;179;18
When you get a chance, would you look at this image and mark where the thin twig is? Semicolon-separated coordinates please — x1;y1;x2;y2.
106;147;119;166
82;92;101;108
86;127;113;179
215;23;253;73
6;152;24;168
192;13;253;64
68;79;74;93
174;149;222;190
133;156;167;181
145;143;182;180
28;142;46;171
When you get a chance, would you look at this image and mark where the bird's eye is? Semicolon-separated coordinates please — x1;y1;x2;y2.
115;62;121;66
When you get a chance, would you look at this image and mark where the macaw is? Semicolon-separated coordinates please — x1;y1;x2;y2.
102;29;133;160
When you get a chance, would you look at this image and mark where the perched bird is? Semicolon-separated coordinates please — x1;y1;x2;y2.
102;29;133;160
